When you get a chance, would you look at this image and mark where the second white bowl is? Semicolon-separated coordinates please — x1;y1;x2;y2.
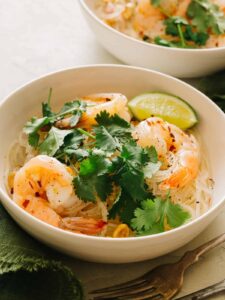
79;0;225;78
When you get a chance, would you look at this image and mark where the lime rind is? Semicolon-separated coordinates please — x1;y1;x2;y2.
128;92;198;130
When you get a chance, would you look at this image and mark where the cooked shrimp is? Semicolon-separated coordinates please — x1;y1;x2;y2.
13;155;77;226
205;34;225;48
61;217;107;235
175;0;191;17
56;93;131;129
134;117;200;190
133;0;164;36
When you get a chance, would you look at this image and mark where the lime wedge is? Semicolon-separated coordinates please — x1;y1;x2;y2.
128;92;198;129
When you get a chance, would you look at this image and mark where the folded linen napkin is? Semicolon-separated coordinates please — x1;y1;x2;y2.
0;204;83;300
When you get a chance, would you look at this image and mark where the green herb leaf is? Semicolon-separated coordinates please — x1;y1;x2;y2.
151;0;162;7
42;88;55;117
73;151;113;202
154;36;179;47
24;117;50;147
165;16;188;36
95;111;132;144
120;142;150;167
58;100;86;127
109;189;137;224
184;25;209;45
38;127;72;156
111;143;157;202
42;103;55;118
79;152;111;177
131;199;158;231
187;0;225;34
55;130;85;162
73;176;96;202
131;196;191;235
94;126;120;152
120;167;149;201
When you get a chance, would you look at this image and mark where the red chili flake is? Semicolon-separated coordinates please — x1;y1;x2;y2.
22;199;30;208
98;220;107;228
35;192;40;197
37;180;42;188
29;181;34;189
10;188;14;194
169;145;176;152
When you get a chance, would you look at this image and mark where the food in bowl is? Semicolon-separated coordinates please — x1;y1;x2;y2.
94;0;225;48
6;90;213;238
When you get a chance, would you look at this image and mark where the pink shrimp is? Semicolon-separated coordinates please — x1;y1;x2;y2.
134;117;200;190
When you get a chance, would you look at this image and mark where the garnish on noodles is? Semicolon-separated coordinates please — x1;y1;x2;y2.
6;91;213;237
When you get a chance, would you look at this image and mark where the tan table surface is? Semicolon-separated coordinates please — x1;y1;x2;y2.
0;0;224;298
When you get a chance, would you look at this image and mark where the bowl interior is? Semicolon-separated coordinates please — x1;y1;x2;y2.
0;65;225;214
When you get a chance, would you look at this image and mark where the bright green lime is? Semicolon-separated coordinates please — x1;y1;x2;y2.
128;92;198;129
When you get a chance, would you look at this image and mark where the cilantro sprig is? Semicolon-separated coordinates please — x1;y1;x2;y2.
131;195;191;235
73;150;113;202
94;111;132;152
24;90;86;148
152;0;225;48
187;0;225;34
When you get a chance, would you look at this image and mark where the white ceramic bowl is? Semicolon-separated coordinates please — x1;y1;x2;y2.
0;65;225;263
79;0;225;78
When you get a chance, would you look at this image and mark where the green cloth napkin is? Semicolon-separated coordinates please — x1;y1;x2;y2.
197;70;225;112
0;204;83;300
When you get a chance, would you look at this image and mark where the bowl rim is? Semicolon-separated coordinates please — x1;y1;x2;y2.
78;0;225;53
0;64;225;244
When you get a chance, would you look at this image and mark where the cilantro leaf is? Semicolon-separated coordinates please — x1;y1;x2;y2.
187;0;225;34
120;142;150;167
94;111;132;151
79;152;112;177
131;196;191;235
42;88;55;117
151;0;162;7
42;102;55;117
146;146;158;163
73;174;112;202
154;36;181;48
111;143;157;202
24;117;50;147
165;16;188;36
109;189;137;224
131;199;157;232
184;25;209;45
55;130;85;162
73;176;96;202
74;175;113;203
73;151;113;202
94;126;120;152
38;127;72;156
58;101;86;127
120;167;149;201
